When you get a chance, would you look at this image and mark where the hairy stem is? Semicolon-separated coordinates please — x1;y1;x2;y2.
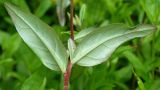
64;0;74;90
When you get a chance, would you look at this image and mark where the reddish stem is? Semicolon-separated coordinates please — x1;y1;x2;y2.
64;60;72;90
64;0;74;90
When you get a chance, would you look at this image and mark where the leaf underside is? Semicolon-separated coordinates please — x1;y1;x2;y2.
72;24;156;66
5;2;68;73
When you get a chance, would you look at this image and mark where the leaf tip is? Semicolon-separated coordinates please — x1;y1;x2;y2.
4;2;16;15
153;24;158;31
138;24;157;31
4;2;12;9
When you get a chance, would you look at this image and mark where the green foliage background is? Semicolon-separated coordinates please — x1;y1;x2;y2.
0;0;160;90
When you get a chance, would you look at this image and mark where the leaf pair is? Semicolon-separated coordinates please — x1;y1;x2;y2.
4;2;156;73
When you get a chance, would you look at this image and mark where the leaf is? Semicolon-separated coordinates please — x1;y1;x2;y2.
14;42;42;72
68;38;76;59
3;33;21;57
0;30;9;44
123;51;149;80
0;31;21;58
133;70;145;90
13;0;30;12
0;0;30;12
83;0;106;26
67;13;80;26
140;0;160;23
56;0;70;26
5;2;68;73
75;27;97;42
35;0;52;17
115;65;132;82
71;23;156;66
74;15;81;27
123;51;144;72
79;4;86;22
21;71;46;90
149;79;160;90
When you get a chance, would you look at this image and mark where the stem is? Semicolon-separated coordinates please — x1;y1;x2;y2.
70;0;74;40
64;0;74;90
64;60;72;90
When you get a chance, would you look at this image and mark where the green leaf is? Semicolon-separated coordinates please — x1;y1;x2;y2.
56;0;70;26
4;2;68;73
123;51;144;72
3;33;21;57
72;23;156;66
83;0;106;26
149;79;160;90
68;38;76;59
0;30;9;44
35;0;52;17
115;65;132;82
79;4;86;22
0;0;30;12
75;27;97;42
14;42;42;72
133;70;145;90
21;71;46;90
0;31;21;58
13;0;30;12
74;15;82;27
140;0;160;23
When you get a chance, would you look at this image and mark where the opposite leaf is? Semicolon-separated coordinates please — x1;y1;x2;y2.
72;23;156;66
5;2;68;73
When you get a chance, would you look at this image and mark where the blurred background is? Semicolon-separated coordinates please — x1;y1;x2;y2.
0;0;160;90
